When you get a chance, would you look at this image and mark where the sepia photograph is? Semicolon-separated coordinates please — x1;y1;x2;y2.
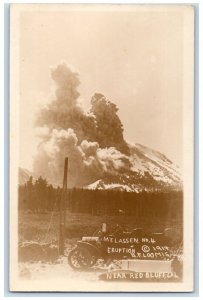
10;4;194;292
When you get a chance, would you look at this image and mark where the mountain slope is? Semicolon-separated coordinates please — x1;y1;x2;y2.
86;143;182;192
19;168;33;185
19;143;182;192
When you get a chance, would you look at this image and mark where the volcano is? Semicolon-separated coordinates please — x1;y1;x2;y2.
29;63;182;192
20;142;182;192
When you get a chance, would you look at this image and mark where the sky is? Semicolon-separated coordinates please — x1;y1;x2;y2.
19;5;184;170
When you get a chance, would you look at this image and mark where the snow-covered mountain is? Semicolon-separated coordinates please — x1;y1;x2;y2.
86;143;182;192
19;143;182;192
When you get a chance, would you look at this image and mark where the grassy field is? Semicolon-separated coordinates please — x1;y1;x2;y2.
19;210;182;243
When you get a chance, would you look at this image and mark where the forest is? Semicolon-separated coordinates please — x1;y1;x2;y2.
18;176;183;222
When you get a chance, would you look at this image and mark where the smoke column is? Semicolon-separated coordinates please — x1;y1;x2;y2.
33;63;131;187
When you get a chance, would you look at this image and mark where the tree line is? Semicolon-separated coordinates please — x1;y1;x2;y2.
18;176;183;221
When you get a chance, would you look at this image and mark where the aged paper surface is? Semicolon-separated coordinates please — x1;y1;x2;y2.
10;4;194;292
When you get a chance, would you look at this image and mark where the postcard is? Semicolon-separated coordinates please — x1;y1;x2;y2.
10;4;194;292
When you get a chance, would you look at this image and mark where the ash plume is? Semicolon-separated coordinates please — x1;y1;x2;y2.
33;63;131;187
